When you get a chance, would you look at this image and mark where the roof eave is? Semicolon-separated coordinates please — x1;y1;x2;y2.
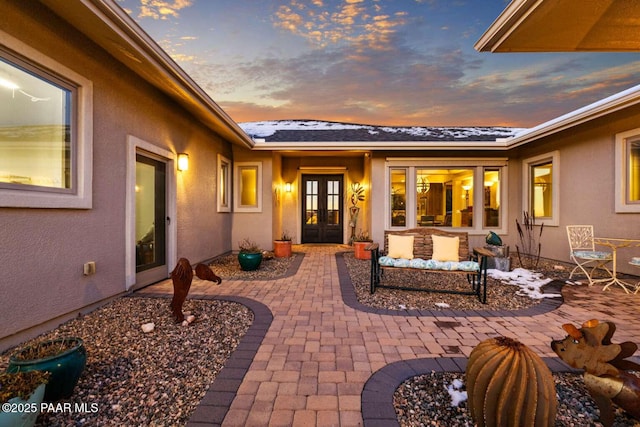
503;83;640;148
41;0;254;149
474;0;536;52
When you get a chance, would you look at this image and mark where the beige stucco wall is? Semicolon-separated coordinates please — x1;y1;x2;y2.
0;1;234;351
231;148;274;251
506;108;640;275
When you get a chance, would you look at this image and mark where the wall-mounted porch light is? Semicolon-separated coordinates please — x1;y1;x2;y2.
177;153;189;171
285;182;292;192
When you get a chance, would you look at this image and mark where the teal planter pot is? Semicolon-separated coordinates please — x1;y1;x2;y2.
238;252;263;271
7;337;86;402
0;382;46;427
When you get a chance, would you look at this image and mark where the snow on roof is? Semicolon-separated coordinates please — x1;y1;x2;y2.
239;120;527;142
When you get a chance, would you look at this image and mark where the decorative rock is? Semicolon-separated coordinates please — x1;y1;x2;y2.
186;315;195;324
181;320;189;327
141;323;155;333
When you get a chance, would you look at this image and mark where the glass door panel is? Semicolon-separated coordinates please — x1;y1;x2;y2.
135;154;166;273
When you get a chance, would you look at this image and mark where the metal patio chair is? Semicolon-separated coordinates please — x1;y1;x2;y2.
566;225;613;285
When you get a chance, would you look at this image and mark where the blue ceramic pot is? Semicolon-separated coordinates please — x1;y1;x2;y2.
7;337;86;402
238;252;262;271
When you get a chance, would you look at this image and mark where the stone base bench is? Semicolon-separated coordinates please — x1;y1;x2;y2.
366;228;493;304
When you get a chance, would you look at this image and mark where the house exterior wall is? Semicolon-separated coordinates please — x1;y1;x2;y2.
507;107;640;275
231;148;274;251
0;1;234;351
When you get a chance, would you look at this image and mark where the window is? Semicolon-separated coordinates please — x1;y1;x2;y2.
217;154;231;212
0;31;92;208
390;168;406;227
415;169;474;227
483;168;501;227
234;161;262;212
523;151;559;225
386;159;507;231
615;129;640;212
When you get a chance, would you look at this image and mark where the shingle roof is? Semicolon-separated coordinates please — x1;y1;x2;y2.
239;120;525;143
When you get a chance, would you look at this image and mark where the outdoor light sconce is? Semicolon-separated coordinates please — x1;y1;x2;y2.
177;153;189;171
285;182;292;192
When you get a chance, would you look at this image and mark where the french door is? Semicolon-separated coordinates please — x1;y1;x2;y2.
135;153;168;285
301;174;343;243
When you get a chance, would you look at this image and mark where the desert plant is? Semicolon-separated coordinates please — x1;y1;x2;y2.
515;211;544;269
11;337;80;361
353;230;372;242
238;238;261;254
278;231;292;241
0;371;49;403
466;336;557;427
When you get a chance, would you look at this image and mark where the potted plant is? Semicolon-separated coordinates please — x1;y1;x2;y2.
353;230;373;260
0;371;49;427
237;238;263;271
7;337;86;402
273;231;293;258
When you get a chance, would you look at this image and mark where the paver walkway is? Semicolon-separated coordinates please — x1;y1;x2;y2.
138;245;640;426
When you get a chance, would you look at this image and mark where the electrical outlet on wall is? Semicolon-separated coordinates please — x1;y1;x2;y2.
83;261;96;276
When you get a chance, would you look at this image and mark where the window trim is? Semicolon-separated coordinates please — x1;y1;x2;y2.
233;161;262;213
217;154;231;212
522;151;559;226
384;158;508;233
615;128;640;213
0;30;93;209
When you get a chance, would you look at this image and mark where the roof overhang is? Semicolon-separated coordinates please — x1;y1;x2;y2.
40;0;254;148
476;0;640;52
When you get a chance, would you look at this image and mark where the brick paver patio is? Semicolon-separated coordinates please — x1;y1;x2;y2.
137;245;640;426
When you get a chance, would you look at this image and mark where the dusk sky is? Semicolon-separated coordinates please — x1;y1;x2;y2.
117;0;640;127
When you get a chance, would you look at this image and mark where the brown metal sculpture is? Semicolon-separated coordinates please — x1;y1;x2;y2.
170;258;193;322
551;319;640;426
195;263;222;285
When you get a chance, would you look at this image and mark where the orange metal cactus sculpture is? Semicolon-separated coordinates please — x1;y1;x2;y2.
551;319;640;426
466;336;557;427
195;263;222;285
170;258;193;322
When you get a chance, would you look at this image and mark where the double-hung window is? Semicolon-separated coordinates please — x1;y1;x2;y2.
0;32;92;208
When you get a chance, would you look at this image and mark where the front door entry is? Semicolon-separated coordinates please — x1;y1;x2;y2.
302;174;343;243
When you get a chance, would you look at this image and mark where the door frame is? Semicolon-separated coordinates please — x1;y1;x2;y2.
298;170;347;244
125;135;177;290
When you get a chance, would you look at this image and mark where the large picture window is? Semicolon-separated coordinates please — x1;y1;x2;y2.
386;160;506;231
0;32;92;208
615;129;640;212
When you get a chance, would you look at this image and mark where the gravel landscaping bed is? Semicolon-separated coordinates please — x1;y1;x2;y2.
0;297;252;426
394;371;640;426
343;252;551;311
208;252;299;280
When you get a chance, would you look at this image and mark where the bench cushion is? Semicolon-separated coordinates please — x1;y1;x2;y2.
387;234;415;259
432;235;459;262
379;256;479;272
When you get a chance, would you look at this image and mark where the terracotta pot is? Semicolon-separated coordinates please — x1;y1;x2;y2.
354;241;372;260
273;240;292;258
